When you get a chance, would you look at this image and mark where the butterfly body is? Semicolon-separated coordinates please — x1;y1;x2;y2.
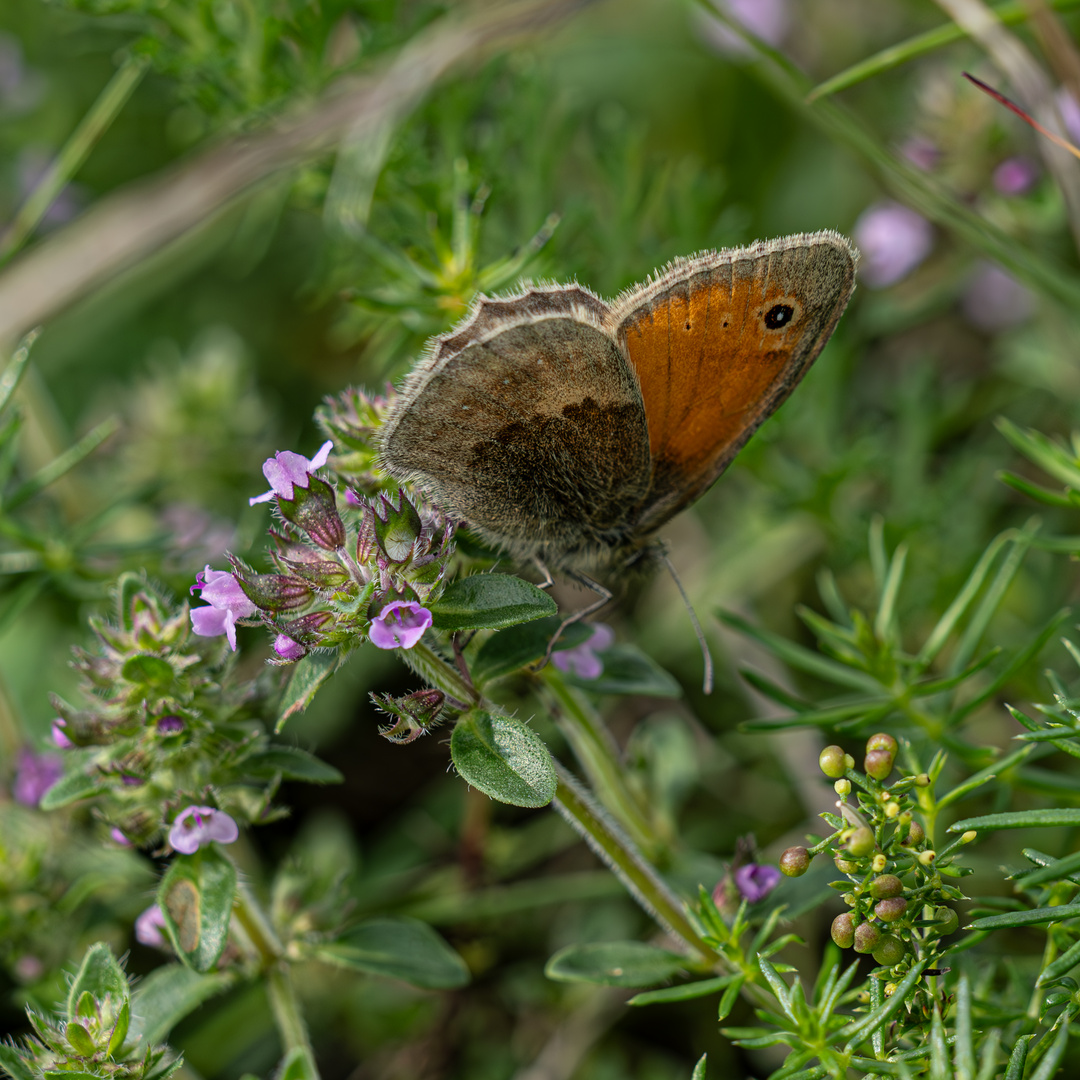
380;230;857;572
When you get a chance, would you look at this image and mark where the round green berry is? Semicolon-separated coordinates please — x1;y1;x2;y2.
874;897;907;922
901;819;925;847
933;906;959;936
853;922;881;954
846;826;875;858
819;745;848;779
865;733;898;756
831;912;855;949
872;934;907;966
869;874;903;900
779;846;810;877
864;748;895;781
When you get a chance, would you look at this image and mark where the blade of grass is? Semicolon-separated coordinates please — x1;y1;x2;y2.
807;0;1080;100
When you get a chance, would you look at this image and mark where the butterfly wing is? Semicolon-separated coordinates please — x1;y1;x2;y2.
380;286;652;565
611;230;857;531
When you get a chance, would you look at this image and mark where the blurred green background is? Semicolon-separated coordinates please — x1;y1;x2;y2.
4;0;1080;1075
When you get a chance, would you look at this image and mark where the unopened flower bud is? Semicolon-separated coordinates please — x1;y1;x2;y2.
902;820;925;847
872;934;907;966
884;982;897;997
961;830;977;844
835;854;859;874
283;558;350;590
374;492;423;563
847;826;875;858
854;922;881;954
779;846;811;877
918;849;936;866
864;748;895;781
834;779;851;796
278;476;346;550
156;714;184;734
819;745;847;779
234;571;314;613
915;773;930;786
871;854;887;873
884;801;900;819
356;503;378;564
371;688;446;744
875;897;907;922
831;912;855;948
870;874;903;899
279;610;334;646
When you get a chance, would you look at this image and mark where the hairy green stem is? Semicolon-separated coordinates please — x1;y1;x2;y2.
544;671;660;859
0;55;149;262
266;965;320;1075
402;640;478;704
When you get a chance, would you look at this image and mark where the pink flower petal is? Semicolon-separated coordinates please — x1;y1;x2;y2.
370;601;433;650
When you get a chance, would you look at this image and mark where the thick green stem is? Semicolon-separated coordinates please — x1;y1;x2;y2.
1;55;149;261
401;640;478;704
267;964;320;1076
545;672;660;859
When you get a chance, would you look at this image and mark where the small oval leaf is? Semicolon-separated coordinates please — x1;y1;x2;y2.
40;770;105;811
157;847;237;973
450;710;556;808
431;574;556;632
473;617;591;685
67;942;128;1020
545;941;688;987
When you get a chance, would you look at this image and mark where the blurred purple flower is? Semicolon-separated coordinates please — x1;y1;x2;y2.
901;135;940;172
157;714;184;734
853;201;933;287
552;623;615;680
274;633;306;661
51;718;73;749
696;0;789;56
734;863;782;902
993;156;1039;196
13;954;44;982
168;805;239;854
190;566;256;650
111;827;132;847
1056;88;1080;145
370;601;433;650
962;262;1034;332
250;440;333;505
160;503;234;570
13;748;62;807
135;905;168;948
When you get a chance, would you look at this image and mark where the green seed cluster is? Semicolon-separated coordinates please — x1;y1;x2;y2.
779;733;971;977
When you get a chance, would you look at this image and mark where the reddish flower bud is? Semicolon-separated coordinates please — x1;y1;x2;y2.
831;912;855;948
864;748;895;781
234;571;314;613
869;874;903;899
853;922;881;954
374;492;423;563
865;732;898;755
278;476;346;550
779;846;811;877
874;897;907;922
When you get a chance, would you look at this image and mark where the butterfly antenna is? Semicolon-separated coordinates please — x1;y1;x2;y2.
963;71;1080;162
660;553;714;695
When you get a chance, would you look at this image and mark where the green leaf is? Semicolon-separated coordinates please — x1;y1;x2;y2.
628;974;739;1006
107;999;130;1057
121;654;175;687
841;959;929;1050
430;573;556;631
242;747;343;784
545;941;688;987
450;709;556;808
0;1045;35;1080
1003;1034;1035;1080
39;769;106;810
129;963;233;1044
67;942;128;1020
277;1048;319;1080
473;616;591;685
64;1022;97;1057
277;651;340;732
1029;1015;1074;1080
1037;937;1080;985
691;1053;707;1080
966;903;1080;930
949;809;1080;832
314;916;469;989
158;847;237;973
563;644;681;697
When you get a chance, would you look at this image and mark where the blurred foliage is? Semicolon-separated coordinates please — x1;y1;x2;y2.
7;0;1080;1076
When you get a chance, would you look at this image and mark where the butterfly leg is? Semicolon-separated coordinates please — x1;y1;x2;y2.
539;571;613;669
532;557;555;591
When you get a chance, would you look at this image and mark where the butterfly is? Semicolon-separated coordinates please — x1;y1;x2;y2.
380;230;857;577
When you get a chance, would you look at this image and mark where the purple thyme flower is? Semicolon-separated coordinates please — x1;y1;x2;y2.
250;440;333;505
961;262;1034;332
901;135;940;172
157;714;184;734
734;863;782;903
551;623;616;680
51;719;73;749
369;601;433;650
853;202;933;288
190;566;257;650
168;805;239;854
135;905;168;948
274;633;306;661
993;156;1039;196
1057;88;1080;145
111;827;132;847
12;748;63;807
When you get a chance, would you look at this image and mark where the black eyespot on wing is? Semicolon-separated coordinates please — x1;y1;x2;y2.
764;303;794;329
